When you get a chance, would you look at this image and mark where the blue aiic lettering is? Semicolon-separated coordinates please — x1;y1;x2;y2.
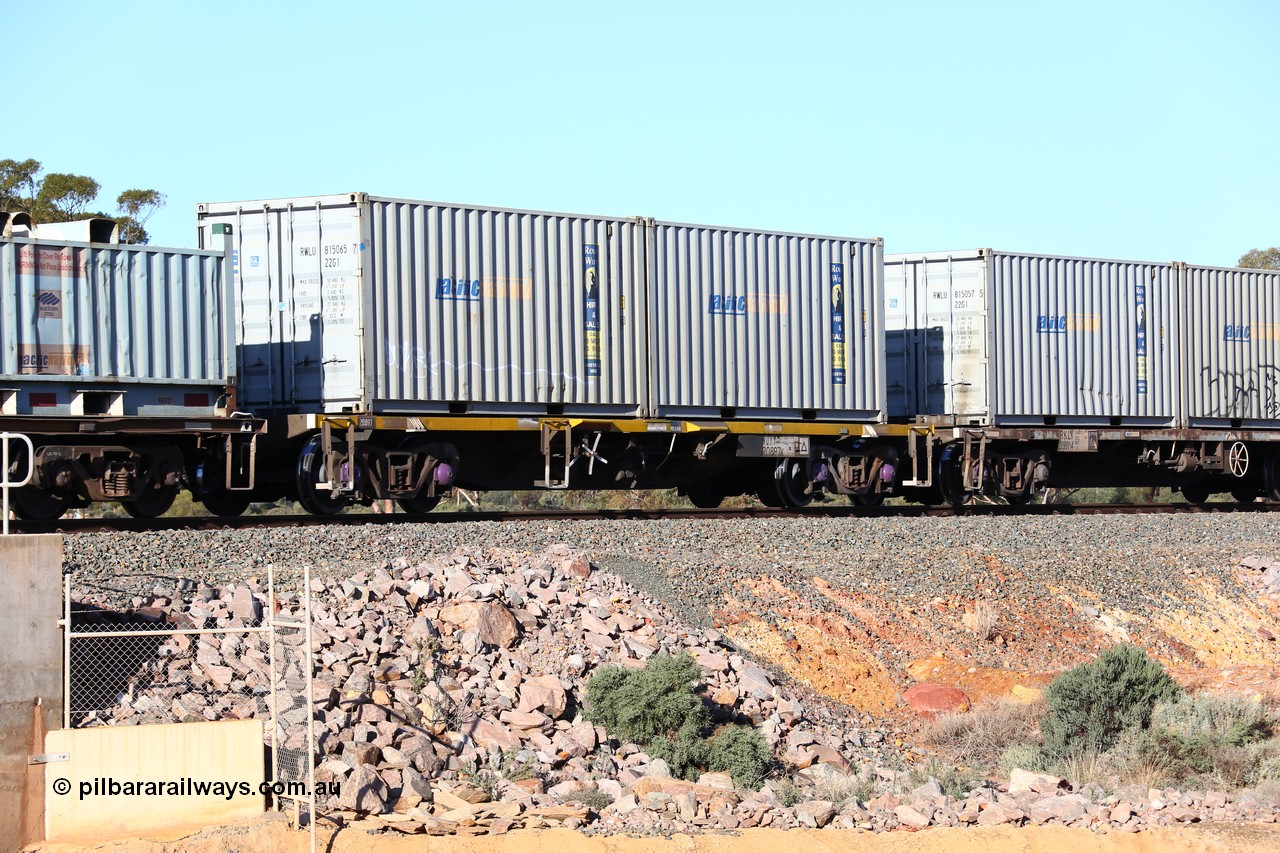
1036;314;1067;334
1223;324;1251;342
707;294;747;316
436;278;482;301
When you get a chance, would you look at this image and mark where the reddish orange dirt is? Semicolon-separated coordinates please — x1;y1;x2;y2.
26;816;1280;853
713;564;1280;724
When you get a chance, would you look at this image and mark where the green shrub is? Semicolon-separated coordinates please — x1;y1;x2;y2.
584;653;710;746
647;716;711;780
704;724;773;789
999;743;1046;776
584;652;774;788
775;778;803;807
1148;693;1271;746
1041;645;1179;759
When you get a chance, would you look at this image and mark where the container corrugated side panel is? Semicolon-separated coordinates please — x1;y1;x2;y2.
365;199;642;415
648;223;884;421
1;239;225;412
989;252;1175;425
884;252;991;423
1180;264;1280;427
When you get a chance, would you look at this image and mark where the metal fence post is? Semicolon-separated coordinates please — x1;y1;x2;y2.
303;565;316;853
63;574;71;729
1;432;34;535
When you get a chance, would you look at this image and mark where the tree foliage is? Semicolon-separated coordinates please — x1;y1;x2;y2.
1239;247;1280;270
37;172;101;220
0;157;164;243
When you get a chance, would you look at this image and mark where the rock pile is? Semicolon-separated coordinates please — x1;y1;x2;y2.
70;544;1280;835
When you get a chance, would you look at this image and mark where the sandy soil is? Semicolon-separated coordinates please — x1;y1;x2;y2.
27;815;1280;853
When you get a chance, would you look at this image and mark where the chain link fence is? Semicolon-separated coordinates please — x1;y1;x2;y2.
62;566;318;850
64;574;272;728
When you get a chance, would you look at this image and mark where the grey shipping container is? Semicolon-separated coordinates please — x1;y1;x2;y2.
197;194;645;417
886;250;1176;427
646;222;884;421
0;237;229;416
1180;263;1280;428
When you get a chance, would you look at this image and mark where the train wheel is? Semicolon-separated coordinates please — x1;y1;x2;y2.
195;458;251;517
1266;452;1280;502
9;486;69;520
6;443;68;520
1180;480;1212;506
397;493;441;514
756;482;784;507
295;434;347;516
122;486;177;519
1231;486;1259;504
683;481;725;509
199;488;252;517
773;460;813;508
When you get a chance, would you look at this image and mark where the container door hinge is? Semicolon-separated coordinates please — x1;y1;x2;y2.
29;753;69;765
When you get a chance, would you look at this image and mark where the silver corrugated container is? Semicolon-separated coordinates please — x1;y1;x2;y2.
197;194;645;416
886;250;1176;426
646;222;884;421
1180;263;1280;427
0;237;228;416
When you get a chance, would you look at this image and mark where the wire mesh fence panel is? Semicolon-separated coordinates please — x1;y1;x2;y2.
65;574;272;728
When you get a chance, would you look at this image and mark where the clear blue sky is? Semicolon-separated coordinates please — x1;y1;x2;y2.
6;0;1277;266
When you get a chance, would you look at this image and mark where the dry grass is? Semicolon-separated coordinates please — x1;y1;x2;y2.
1256;779;1280;806
1060;750;1110;789
962;601;999;640
925;697;1045;774
810;774;875;805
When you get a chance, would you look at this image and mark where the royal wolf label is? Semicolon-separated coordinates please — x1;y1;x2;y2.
583;244;601;378
830;262;846;385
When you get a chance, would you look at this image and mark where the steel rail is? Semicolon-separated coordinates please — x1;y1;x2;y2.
7;501;1279;535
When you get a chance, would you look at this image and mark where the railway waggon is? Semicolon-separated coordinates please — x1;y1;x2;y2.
1;196;1278;518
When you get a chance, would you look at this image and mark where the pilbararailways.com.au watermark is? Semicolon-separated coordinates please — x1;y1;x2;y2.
51;777;340;801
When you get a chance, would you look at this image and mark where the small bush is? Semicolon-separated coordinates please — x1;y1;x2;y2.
704;724;773;789
647;716;711;780
585;652;774;787
775;779;803;807
999;743;1045;777
563;786;613;812
584;653;710;746
1041;645;1179;759
1149;693;1271;746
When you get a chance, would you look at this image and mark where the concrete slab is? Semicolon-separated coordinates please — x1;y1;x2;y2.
0;533;63;851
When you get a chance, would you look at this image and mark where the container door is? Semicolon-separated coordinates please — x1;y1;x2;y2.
278;204;364;410
215;204;364;411
919;256;988;421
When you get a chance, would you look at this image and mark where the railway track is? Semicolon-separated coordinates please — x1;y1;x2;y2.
6;501;1279;535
